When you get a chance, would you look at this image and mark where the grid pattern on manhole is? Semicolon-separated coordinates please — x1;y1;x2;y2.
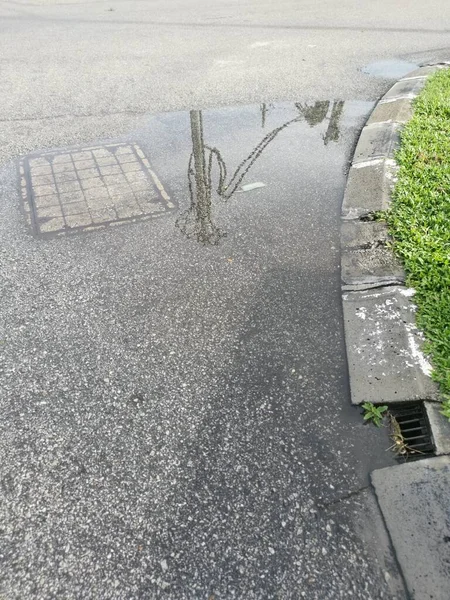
20;143;174;236
389;403;434;456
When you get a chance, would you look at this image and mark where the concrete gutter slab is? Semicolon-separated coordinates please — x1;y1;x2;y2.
342;286;439;405
425;402;450;455
371;456;450;600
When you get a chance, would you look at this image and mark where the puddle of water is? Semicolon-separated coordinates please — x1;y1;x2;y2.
362;59;418;79
146;101;364;245
20;100;373;244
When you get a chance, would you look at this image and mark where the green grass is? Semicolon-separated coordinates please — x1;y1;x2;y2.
388;68;450;415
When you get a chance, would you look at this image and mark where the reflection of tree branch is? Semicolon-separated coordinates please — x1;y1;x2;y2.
295;101;330;127
209;114;303;200
177;109;304;244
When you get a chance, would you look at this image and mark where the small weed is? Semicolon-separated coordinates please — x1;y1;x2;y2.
372;210;388;222
387;413;425;458
362;402;388;427
360;210;388;222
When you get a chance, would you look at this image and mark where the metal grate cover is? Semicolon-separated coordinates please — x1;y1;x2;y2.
389;403;434;456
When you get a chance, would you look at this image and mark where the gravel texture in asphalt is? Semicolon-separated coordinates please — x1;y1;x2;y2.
1;102;403;598
2;1;450;597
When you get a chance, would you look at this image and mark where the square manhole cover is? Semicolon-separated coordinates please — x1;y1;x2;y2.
20;142;175;236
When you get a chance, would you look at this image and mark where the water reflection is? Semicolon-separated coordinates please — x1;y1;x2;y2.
323;100;344;145
362;59;417;79
176;101;345;244
295;100;345;144
296;100;329;127
176;111;224;245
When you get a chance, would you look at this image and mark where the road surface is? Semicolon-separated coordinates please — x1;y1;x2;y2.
1;1;449;598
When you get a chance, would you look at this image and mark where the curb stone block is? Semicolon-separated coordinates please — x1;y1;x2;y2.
367;98;413;125
371;456;450;600
352;122;400;164
342;159;398;218
340;220;390;250
425;401;450;455
342;286;439;405
341;247;405;287
341;65;445;408
382;77;426;100
403;64;448;79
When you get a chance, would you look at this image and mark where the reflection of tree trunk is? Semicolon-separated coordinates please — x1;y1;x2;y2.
177;102;338;245
190;110;208;201
176;111;224;245
190;110;214;243
323;100;344;145
260;103;267;128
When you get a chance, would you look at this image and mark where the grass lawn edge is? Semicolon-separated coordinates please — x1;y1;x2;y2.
388;67;450;421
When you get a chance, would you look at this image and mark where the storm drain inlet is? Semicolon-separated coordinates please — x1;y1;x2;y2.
388;403;434;457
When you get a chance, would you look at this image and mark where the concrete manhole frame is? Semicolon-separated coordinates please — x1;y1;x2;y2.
19;141;175;237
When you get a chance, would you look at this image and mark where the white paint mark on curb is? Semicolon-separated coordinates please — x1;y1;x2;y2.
352;158;384;169
385;158;398;167
379;94;416;104
400;288;416;298
407;331;433;377
364;121;397;129
400;75;427;81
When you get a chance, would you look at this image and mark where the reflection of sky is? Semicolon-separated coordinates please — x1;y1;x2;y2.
362;59;418;79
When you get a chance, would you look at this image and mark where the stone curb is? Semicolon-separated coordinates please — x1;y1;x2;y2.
340;63;450;451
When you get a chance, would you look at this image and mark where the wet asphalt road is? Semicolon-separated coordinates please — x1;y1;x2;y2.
1;101;402;599
1;1;450;599
1;0;450;163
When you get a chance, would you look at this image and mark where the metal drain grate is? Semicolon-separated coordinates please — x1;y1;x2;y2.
389;403;434;456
